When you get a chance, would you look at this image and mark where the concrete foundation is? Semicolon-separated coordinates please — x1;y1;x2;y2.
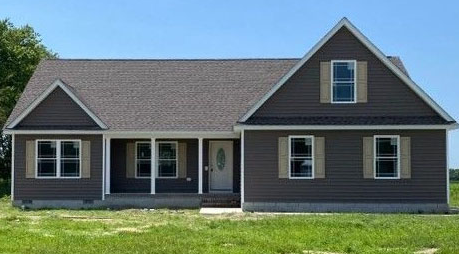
242;202;449;213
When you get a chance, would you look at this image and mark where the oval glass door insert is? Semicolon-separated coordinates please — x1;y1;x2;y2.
216;148;226;171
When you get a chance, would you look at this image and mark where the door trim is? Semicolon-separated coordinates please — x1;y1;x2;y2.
208;141;233;193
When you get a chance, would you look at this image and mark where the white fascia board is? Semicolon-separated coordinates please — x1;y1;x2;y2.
234;123;459;131
239;18;455;123
3;130;106;135
6;79;108;129
3;130;241;138
104;131;240;139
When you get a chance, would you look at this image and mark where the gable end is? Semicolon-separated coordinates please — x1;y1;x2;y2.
239;18;455;124
6;80;107;130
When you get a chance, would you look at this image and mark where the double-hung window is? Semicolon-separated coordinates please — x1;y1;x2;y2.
374;136;400;179
134;141;178;178
289;136;314;179
331;60;356;103
36;140;81;178
157;141;178;178
136;142;151;178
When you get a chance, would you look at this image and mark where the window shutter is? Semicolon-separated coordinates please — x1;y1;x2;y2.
278;137;288;178
363;137;374;179
357;61;368;103
26;140;35;178
81;141;91;178
314;137;325;178
400;137;411;179
126;142;135;178
178;142;187;178
320;61;331;103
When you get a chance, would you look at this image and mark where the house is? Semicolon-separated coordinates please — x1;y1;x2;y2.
4;18;457;212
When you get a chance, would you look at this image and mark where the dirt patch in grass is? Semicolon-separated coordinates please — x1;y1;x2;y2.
414;248;438;254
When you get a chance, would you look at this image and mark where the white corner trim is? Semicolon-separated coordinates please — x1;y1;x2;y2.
234;124;458;131
239;17;455;123
6;79;108;129
240;130;245;205
102;135;106;200
446;130;450;204
10;134;15;201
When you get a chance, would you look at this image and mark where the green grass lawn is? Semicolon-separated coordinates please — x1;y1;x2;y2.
0;182;458;254
451;181;459;207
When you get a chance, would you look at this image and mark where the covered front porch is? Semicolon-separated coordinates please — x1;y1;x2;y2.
102;133;241;208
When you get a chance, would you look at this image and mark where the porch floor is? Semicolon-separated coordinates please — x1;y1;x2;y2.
104;193;240;209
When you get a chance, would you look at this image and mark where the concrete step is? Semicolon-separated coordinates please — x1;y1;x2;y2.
201;196;241;208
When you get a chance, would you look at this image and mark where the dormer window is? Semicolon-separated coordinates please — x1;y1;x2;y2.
331;60;356;103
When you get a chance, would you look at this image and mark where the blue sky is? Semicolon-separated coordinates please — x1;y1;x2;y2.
1;0;458;167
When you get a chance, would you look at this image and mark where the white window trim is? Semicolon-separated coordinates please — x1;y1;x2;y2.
135;141;152;179
373;135;400;179
288;135;315;179
156;141;179;179
331;60;357;104
35;139;82;179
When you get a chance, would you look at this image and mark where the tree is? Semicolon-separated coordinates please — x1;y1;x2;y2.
0;19;56;179
451;168;459;181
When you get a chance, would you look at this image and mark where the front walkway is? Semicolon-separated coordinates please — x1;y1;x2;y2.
199;207;243;214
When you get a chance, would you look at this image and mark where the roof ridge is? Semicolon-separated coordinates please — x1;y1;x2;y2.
44;58;302;62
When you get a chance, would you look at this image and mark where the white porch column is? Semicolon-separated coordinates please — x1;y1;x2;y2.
198;138;203;194
105;138;111;195
151;138;156;194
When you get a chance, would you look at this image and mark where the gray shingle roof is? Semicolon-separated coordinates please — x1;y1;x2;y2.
7;59;298;131
387;56;409;77
6;56;424;131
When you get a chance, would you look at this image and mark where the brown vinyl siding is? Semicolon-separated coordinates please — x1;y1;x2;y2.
14;134;103;200
244;130;446;203
16;87;100;129
250;27;441;120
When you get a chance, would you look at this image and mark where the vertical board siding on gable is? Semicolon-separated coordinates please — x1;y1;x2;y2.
16;87;100;129
110;139;199;193
250;27;440;119
244;130;446;203
14;134;103;200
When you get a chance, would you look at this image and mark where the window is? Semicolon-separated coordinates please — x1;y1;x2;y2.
331;60;356;103
157;142;178;178
136;142;151;178
37;141;57;177
289;136;314;179
374;136;400;179
60;141;80;177
36;140;81;178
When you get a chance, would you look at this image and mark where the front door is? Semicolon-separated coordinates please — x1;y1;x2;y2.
209;141;233;192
